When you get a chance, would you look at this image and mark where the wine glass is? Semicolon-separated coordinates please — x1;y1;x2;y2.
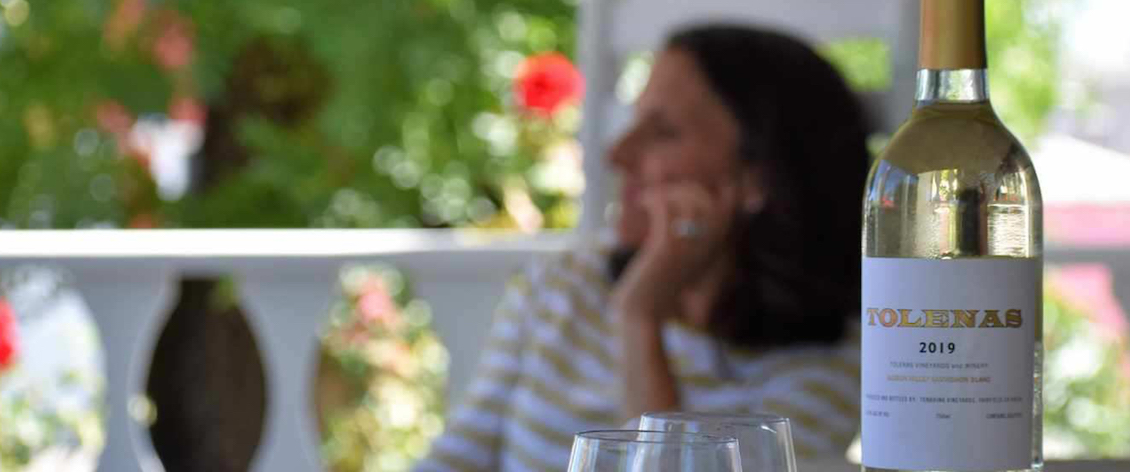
639;412;797;472
567;430;743;472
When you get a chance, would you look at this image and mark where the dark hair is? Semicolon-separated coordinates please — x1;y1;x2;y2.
610;24;871;348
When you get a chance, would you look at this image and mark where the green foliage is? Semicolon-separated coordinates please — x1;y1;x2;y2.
0;369;106;470
820;38;892;92
0;1;574;468
0;0;581;229
987;0;1062;143
0;269;106;469
0;0;162;227
814;2;1062;144
1043;288;1130;458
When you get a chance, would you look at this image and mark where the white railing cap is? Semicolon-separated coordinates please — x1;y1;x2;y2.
0;229;570;259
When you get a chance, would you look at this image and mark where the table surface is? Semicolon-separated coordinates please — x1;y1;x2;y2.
797;459;1130;472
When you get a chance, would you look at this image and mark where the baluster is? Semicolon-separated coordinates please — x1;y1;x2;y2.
72;263;176;472
236;263;339;472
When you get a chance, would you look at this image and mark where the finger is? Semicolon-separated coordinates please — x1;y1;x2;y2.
641;155;669;184
640;187;668;216
652;184;712;245
649;186;707;244
640;187;672;239
666;180;740;243
663;182;713;221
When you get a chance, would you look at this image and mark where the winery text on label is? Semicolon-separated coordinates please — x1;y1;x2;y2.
865;308;1023;329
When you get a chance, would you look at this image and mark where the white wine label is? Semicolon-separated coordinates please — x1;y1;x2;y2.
861;257;1039;472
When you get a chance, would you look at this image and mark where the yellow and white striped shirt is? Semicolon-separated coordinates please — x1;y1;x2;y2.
416;242;860;472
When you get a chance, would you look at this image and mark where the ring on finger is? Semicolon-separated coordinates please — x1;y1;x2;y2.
671;219;705;239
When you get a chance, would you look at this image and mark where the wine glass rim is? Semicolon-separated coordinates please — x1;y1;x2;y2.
575;429;738;445
641;410;791;426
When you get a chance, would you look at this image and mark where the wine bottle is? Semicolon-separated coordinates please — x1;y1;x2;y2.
861;1;1043;472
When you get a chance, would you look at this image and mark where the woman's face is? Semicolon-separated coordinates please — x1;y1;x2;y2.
608;48;744;248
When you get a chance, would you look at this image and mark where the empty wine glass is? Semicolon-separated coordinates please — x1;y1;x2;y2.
567;430;743;472
640;412;797;472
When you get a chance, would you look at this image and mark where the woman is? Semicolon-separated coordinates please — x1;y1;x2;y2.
416;24;870;471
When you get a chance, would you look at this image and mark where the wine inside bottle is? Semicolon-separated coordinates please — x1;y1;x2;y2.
861;1;1043;472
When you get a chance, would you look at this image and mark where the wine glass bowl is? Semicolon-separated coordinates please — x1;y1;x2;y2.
567;429;743;472
639;412;797;472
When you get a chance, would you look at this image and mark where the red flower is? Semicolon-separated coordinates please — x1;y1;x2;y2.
0;298;19;372
514;53;584;117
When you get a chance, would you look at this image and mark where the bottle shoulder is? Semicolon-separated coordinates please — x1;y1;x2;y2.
876;102;1032;175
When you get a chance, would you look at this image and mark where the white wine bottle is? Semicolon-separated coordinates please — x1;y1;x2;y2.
861;1;1042;472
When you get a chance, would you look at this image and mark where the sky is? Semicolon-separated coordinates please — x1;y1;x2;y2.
1062;0;1130;77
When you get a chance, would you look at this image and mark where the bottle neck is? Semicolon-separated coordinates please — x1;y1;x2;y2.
915;69;989;105
915;0;988;106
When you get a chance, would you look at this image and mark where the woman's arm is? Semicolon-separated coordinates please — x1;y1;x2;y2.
611;181;738;419
616;306;681;419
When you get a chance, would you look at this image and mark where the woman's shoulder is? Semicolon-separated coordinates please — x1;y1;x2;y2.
498;231;617;336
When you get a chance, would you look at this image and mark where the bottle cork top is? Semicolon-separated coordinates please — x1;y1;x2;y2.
919;0;987;70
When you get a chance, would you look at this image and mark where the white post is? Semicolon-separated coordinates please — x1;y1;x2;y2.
883;0;921;133
72;264;176;472
237;264;339;472
578;0;622;233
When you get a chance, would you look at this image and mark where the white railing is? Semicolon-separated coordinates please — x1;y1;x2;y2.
1;230;1127;472
0;229;570;472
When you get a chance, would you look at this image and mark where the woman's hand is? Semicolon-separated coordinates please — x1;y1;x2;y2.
611;179;738;419
610;180;738;322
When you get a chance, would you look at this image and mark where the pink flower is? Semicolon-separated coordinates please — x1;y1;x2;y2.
343;321;371;347
356;276;386;298
169;96;207;125
514;53;584;117
128;213;160;229
385;341;415;377
95;100;135;136
357;282;401;328
103;0;147;50
0;298;19;372
95;100;154;167
1050;265;1130;341
152;11;195;71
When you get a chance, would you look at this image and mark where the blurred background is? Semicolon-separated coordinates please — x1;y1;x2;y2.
0;0;1128;470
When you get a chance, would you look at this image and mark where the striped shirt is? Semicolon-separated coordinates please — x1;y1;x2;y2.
415;241;860;472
